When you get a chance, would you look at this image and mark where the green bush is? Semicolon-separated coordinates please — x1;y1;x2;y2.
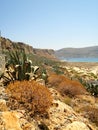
78;78;98;97
52;65;64;75
85;83;98;97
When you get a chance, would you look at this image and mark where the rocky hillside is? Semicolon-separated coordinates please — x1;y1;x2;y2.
0;49;98;129
55;46;98;59
0;68;98;130
0;37;56;59
0;37;98;130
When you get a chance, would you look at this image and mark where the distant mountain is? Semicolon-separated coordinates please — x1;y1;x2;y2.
55;46;98;59
0;37;56;59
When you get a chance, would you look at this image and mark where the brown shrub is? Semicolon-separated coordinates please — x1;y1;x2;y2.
80;106;98;126
57;80;87;97
6;80;53;115
47;74;87;97
47;74;70;87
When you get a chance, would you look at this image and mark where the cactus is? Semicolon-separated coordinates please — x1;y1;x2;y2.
1;47;40;85
78;77;98;97
86;83;98;97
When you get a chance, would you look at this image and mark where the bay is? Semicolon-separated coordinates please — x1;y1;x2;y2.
63;57;98;62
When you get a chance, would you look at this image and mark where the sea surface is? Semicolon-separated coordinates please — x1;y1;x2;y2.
63;57;98;62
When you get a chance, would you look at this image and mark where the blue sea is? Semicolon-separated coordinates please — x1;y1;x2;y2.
63;57;98;62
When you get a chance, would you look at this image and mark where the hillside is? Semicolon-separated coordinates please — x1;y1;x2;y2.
0;37;56;60
0;61;98;129
55;46;98;59
0;37;98;129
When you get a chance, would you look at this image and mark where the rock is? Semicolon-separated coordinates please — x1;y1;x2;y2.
0;87;5;95
49;88;63;101
0;86;9;100
76;95;95;105
36;78;45;86
1;37;56;59
0;99;8;111
64;121;90;130
0;54;5;73
22;122;39;130
46;97;98;130
90;66;98;75
2;111;22;130
48;100;84;129
0;111;39;130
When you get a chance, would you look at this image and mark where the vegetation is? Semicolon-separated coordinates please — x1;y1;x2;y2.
85;83;98;97
80;106;98;126
1;37;98;129
52;65;64;75
63;96;72;106
47;74;87;97
78;78;98;97
6;80;53;116
1;47;43;85
57;80;87;97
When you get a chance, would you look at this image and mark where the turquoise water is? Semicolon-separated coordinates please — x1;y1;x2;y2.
64;57;98;62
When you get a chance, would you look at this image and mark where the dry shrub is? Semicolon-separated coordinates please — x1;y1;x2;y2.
80;106;98;126
57;80;87;97
6;80;53;115
47;74;70;87
47;74;86;97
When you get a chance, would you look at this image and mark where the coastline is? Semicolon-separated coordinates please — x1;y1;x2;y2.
63;62;98;69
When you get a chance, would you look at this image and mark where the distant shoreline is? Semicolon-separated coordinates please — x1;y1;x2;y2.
62;61;98;69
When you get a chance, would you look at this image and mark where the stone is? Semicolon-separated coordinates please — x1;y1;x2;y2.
2;111;22;130
0;111;39;130
0;99;8;111
64;121;90;130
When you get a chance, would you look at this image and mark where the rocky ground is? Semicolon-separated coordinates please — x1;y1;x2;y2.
60;62;98;81
0;62;98;130
61;62;98;70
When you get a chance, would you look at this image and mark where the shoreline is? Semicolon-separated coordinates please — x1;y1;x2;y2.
61;61;98;69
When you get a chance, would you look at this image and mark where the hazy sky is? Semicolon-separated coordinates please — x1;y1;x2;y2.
0;0;98;50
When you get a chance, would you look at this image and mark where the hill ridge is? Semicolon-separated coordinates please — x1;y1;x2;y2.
0;37;56;59
55;46;98;59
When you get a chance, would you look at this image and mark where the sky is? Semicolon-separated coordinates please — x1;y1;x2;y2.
0;0;98;50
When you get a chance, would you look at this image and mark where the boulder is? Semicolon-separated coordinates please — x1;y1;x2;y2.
64;121;91;130
0;111;39;130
